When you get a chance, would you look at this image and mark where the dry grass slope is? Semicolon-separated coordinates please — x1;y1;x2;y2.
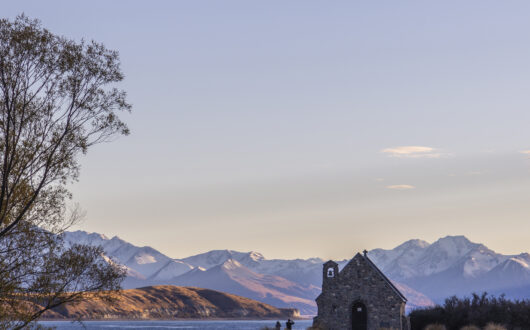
45;285;299;320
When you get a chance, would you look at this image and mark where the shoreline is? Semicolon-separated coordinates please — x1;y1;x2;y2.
39;317;313;322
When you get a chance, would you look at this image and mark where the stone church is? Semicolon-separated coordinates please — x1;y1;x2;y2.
313;251;409;330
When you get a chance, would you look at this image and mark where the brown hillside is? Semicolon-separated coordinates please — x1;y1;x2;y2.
46;285;299;320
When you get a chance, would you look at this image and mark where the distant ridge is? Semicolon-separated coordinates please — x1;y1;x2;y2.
43;285;299;320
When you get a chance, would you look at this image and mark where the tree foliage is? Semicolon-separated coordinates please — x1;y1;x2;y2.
410;293;530;330
0;15;130;328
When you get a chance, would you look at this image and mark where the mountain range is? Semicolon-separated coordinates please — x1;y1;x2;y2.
63;231;530;315
369;235;530;302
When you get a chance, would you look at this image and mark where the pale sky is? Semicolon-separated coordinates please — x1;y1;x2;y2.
4;1;530;260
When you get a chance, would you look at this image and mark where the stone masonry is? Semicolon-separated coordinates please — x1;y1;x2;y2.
313;251;409;330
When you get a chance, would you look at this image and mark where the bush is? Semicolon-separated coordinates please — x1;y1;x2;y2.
410;293;530;330
461;326;480;330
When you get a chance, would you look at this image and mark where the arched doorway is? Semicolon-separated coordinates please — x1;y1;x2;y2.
351;301;367;330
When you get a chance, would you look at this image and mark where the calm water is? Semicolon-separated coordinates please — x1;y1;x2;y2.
39;320;313;329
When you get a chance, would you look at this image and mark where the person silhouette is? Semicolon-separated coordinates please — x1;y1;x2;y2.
286;318;295;329
275;321;281;329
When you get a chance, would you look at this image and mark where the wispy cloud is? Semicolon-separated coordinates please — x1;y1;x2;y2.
386;184;415;190
520;150;530;155
381;146;442;158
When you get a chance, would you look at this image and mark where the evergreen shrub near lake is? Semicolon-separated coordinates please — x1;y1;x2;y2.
410;293;528;330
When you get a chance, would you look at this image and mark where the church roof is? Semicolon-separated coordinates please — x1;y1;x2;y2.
361;252;407;302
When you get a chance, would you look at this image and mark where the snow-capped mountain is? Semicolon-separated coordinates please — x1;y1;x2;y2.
369;235;505;280
367;235;527;302
180;249;325;287
64;231;530;313
475;253;530;298
169;259;319;314
63;231;193;280
179;250;265;270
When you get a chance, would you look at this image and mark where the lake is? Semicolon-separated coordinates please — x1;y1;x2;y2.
39;320;314;329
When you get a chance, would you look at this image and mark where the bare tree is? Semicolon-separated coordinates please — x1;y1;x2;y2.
0;15;130;328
